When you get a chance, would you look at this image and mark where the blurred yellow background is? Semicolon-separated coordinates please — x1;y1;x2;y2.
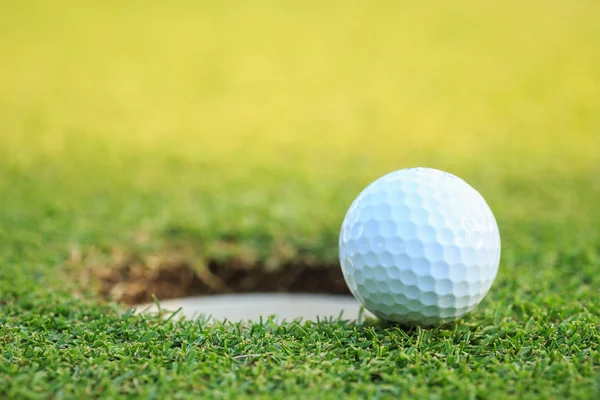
1;0;598;176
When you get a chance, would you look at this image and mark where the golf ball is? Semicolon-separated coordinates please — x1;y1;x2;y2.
339;167;501;325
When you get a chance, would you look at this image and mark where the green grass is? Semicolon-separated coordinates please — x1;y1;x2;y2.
2;301;598;399
1;0;599;398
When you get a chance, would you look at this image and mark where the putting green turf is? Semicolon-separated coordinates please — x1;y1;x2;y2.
1;0;599;397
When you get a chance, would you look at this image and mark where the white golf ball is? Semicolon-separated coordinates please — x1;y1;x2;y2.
339;167;501;325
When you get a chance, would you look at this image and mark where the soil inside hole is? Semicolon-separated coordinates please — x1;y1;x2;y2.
77;250;350;305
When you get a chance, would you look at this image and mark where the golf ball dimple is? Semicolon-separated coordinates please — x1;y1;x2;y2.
339;167;501;326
